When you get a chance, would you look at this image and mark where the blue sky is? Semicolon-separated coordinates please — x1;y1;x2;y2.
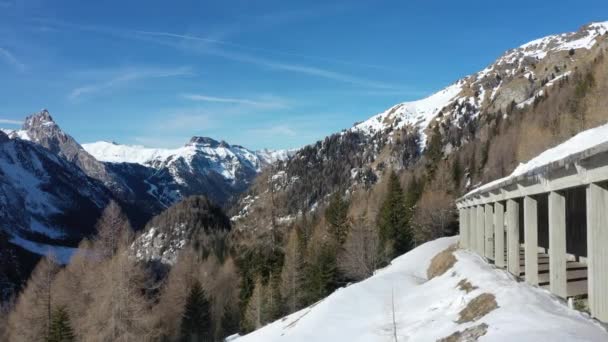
1;0;607;150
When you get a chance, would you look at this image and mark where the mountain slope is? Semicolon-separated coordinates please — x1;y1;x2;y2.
234;237;608;342
230;21;608;232
0;130;111;260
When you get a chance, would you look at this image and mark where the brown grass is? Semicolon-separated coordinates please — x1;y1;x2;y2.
427;245;457;279
456;293;498;323
456;279;478;293
438;323;489;342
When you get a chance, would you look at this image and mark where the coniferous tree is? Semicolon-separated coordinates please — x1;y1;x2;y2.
377;171;413;258
324;193;350;245
304;243;338;305
47;306;75;342
180;280;212;342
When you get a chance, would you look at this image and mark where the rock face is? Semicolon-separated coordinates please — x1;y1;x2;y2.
131;196;231;265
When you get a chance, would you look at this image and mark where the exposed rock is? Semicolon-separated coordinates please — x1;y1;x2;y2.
456;293;498;323
438;323;489;342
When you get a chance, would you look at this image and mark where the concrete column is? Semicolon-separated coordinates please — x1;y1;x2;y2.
469;207;476;252
494;201;505;268
506;199;520;276
476;205;485;256
524;196;539;285
586;183;608;322
548;191;567;298
459;208;468;249
484;204;494;260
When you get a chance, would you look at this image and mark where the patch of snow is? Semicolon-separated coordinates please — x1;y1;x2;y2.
10;235;76;264
236;237;608;341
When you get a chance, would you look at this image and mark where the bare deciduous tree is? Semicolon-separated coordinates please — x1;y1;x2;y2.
411;190;456;243
338;215;381;281
7;255;59;342
80;249;156;341
280;229;304;313
95;200;133;259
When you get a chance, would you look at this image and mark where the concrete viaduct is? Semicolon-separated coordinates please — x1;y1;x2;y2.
457;140;608;323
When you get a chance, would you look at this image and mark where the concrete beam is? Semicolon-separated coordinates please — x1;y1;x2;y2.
586;183;608;322
548;191;567;298
524;196;539;285
485;203;494;260
494;201;505;268
506;199;520;276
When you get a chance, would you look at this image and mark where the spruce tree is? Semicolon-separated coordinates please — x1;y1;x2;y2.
304;243;338;304
47;306;75;342
180;280;212;342
377;171;413;258
325;192;350;245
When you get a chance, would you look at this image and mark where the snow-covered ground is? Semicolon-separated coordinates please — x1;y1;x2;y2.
235;237;608;342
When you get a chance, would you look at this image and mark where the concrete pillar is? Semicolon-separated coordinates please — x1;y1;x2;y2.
548;191;567;298
524;196;539;285
459;208;468;249
484;204;494;260
494;201;505;268
506;199;520;276
476;205;485;256
469;207;476;252
586;183;608;322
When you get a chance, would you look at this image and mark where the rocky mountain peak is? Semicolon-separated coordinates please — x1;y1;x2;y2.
23;109;55;130
187;136;225;148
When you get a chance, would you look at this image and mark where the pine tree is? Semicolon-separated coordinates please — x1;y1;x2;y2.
47;306;75;342
180;280;212;342
324;192;350;245
377;171;413;258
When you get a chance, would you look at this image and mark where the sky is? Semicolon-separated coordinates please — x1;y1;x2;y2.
1;0;607;150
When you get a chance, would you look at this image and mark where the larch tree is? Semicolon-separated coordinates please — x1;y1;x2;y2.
7;255;59;342
338;215;381;281
242;277;264;332
80;250;154;341
280;229;305;314
95;200;133;259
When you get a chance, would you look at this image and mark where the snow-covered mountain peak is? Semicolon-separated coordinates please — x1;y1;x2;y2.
351;81;464;145
186;136;225;148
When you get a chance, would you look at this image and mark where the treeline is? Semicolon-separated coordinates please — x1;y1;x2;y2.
235;169;434;334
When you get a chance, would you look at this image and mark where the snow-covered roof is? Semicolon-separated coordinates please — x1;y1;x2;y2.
462;122;608;200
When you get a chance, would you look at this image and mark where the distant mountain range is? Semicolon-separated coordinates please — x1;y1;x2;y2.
0;110;293;261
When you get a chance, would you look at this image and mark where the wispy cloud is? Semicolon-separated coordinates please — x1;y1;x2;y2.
249;124;296;137
33;19;398;89
0;118;22;125
180;93;289;109
68;66;193;101
0;47;26;72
